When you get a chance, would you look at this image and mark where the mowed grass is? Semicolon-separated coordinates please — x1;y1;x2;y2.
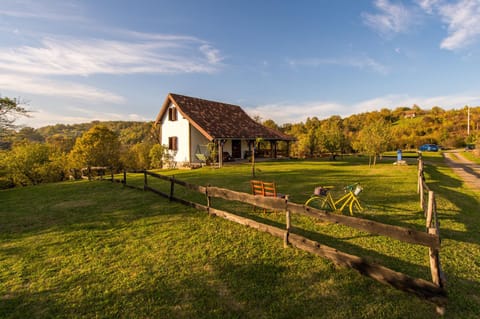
1;155;479;318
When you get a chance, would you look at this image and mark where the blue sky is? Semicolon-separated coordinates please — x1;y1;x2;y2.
2;0;480;128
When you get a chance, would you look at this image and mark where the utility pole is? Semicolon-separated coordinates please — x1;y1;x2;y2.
467;106;471;136
467;105;470;136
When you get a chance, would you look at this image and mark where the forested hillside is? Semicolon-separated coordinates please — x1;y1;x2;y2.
278;105;479;158
14;121;154;149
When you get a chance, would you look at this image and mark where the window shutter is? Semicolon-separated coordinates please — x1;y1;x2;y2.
168;107;178;121
169;136;178;150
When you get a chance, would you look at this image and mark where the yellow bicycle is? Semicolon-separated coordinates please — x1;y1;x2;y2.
304;183;364;215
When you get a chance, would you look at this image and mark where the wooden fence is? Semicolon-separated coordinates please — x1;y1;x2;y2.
111;168;447;313
418;158;446;290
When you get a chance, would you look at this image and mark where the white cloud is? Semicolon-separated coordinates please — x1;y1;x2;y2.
250;93;480;124
437;0;480;50
0;0;85;22
249;101;346;124
415;0;480;50
0;35;223;76
200;44;223;65
0;73;125;103
415;0;440;14
287;56;388;74
362;0;414;36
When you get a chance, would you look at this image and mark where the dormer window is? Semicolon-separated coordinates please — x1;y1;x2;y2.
168;107;178;121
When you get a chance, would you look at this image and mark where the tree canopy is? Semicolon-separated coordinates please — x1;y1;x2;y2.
69;125;121;168
0;97;29;137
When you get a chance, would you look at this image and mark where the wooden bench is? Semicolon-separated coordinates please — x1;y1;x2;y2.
250;180;287;212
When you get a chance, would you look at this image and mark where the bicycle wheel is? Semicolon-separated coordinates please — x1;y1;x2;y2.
305;195;331;210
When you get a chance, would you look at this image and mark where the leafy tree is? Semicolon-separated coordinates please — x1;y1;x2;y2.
46;134;75;154
251;137;264;177
319;116;346;159
0;97;30;137
1;141;66;186
284;123;307;158
304;117;321;157
353;119;391;166
120;142;154;170
149;144;168;168
69;125;121;169
262;119;280;131
13;127;45;143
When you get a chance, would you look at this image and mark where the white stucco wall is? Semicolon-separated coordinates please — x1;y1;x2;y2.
161;104;190;163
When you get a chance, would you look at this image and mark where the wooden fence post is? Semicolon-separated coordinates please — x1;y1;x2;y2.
284;209;291;248
206;185;211;214
418;159;425;212
419;179;425;212
425;190;445;292
169;175;175;201
428;227;442;286
417;159;421;194
426;191;434;229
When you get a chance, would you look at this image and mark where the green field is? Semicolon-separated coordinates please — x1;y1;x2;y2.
1;155;479;318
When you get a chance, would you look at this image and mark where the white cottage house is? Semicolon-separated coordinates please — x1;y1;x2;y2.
154;93;295;166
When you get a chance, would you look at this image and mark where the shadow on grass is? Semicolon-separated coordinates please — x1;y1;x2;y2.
0;181;195;240
0;258;442;319
423;163;480;244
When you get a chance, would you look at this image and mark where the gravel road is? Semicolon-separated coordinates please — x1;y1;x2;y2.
443;151;480;192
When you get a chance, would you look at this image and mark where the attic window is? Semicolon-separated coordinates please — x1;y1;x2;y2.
168;107;178;121
168;136;178;151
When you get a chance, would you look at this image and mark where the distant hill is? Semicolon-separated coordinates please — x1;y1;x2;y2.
27;121;154;145
281;105;479;150
5;106;480;151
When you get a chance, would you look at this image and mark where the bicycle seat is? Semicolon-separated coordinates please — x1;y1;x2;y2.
313;186;333;196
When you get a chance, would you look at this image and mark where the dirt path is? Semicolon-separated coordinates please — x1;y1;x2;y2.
443;151;480;192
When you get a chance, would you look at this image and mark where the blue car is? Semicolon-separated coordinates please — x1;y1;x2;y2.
419;144;439;152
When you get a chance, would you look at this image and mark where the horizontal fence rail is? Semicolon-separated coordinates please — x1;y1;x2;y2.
109;168;447;312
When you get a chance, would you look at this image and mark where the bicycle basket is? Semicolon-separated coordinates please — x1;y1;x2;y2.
314;186;328;196
354;184;363;196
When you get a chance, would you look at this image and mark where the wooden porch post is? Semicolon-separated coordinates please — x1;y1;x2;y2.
218;140;224;168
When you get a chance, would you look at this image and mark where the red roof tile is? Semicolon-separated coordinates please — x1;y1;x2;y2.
156;93;295;141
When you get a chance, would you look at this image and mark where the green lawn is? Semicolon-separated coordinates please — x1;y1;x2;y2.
461;151;480;164
1;155;479;318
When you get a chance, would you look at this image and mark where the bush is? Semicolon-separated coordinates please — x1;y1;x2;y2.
0;142;67;186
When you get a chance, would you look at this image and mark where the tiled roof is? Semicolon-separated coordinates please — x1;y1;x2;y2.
157;93;295;141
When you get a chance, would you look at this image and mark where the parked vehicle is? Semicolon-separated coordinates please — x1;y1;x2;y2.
419;144;439;152
465;144;476;151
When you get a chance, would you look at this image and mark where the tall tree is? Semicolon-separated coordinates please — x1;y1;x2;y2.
0;97;29;137
69;125;121;169
320;116;346;159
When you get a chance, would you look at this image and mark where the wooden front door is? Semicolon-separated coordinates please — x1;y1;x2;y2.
232;140;241;158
